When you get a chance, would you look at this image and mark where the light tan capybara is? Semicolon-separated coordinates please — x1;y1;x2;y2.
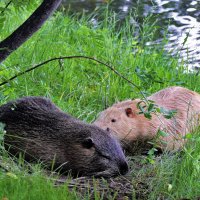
0;97;128;177
94;86;200;152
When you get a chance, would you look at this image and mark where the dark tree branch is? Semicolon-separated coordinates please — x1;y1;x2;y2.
0;0;62;63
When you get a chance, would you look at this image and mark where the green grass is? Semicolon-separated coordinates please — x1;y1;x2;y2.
0;173;78;200
150;132;200;199
0;4;200;200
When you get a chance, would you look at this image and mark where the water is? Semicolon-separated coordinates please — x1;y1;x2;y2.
62;0;200;70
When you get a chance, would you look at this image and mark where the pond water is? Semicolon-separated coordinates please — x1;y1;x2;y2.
62;0;200;70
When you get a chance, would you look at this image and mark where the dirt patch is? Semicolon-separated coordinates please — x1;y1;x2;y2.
54;155;155;200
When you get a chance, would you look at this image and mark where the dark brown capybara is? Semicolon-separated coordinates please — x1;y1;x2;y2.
0;96;128;177
94;86;200;152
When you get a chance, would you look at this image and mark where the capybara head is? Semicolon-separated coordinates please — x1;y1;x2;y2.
0;97;128;177
94;100;151;140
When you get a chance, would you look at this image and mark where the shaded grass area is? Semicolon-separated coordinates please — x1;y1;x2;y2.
0;4;200;200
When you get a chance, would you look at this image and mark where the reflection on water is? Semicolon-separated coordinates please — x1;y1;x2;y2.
62;0;200;70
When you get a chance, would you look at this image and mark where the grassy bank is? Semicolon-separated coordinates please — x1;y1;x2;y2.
0;4;200;200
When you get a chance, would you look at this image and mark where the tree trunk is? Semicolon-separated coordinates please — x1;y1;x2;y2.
0;0;62;63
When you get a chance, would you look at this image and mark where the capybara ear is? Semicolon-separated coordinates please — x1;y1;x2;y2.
125;107;135;118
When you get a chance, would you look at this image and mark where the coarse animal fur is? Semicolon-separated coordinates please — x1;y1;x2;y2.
94;86;200;152
0;97;128;177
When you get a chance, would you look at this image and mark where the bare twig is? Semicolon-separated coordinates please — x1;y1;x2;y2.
0;55;146;98
0;0;12;15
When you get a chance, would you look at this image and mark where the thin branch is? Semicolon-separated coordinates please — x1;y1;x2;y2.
0;55;146;98
0;0;12;15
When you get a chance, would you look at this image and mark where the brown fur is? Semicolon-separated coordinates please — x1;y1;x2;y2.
0;97;128;177
94;86;200;152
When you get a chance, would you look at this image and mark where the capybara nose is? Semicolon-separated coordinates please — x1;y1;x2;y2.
119;161;129;175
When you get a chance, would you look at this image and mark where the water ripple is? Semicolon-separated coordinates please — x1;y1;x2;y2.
63;0;200;70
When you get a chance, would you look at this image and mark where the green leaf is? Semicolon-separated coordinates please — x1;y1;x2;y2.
144;112;152;119
0;122;5;132
6;172;18;179
184;133;193;139
157;129;168;137
137;102;146;113
147;103;155;112
182;31;190;46
148;159;155;164
160;107;177;119
0;15;6;24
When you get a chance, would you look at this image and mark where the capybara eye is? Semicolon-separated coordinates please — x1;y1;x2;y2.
111;119;116;122
82;137;94;149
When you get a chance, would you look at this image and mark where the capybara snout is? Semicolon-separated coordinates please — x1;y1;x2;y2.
0;96;128;177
